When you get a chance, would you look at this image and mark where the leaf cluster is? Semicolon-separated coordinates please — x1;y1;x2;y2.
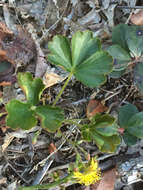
118;103;143;145
48;30;113;88
81;114;120;153
5;28;143;154
108;24;143;91
6;72;64;132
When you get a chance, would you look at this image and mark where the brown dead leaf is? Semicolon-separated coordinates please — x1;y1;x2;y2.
1;25;37;66
0;22;37;85
86;100;108;119
91;168;116;190
97;168;116;190
43;72;65;88
130;10;143;25
0;22;13;39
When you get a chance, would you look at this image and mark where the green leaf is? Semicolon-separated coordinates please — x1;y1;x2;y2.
112;24;129;51
6;100;37;130
97;134;121;153
96;123;119;137
118;104;138;127
134;62;143;92
112;24;143;58
35;105;64;132
127;112;143;138
81;114;120;153
71;31;101;66
123;131;138;146
92;113;115;127
108;45;131;61
48;36;72;71
113;59;129;71
125;25;143;57
48;31;113;88
81;125;120;153
74;51;113;87
81;124;104;146
107;45;131;78
109;69;126;78
18;72;45;106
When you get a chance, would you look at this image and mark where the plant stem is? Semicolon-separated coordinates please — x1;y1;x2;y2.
52;72;73;107
18;174;73;190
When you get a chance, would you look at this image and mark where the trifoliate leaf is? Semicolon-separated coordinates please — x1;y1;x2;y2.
126;25;143;57
118;103;138;128
127;112;143;138
48;31;113;88
18;72;45;105
6;100;37;130
112;24;143;58
36;105;64;132
81;124;120;153
81;114;120;153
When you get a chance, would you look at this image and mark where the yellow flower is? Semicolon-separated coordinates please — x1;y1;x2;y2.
73;158;101;186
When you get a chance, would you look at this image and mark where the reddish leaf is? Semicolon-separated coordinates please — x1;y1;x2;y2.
86;100;108;119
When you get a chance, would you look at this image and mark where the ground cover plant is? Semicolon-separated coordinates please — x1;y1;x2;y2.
108;24;143;92
3;27;143;189
1;1;143;189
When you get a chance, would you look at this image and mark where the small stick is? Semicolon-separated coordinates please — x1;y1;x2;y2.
117;6;143;9
32;160;53;185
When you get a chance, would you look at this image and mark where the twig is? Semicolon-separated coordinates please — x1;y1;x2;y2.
117;6;143;9
7;162;30;184
32;160;53;185
30;125;77;173
39;0;70;44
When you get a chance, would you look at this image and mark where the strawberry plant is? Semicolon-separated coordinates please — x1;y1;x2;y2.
5;30;121;153
108;24;143;92
118;103;143;145
81;113;120;153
